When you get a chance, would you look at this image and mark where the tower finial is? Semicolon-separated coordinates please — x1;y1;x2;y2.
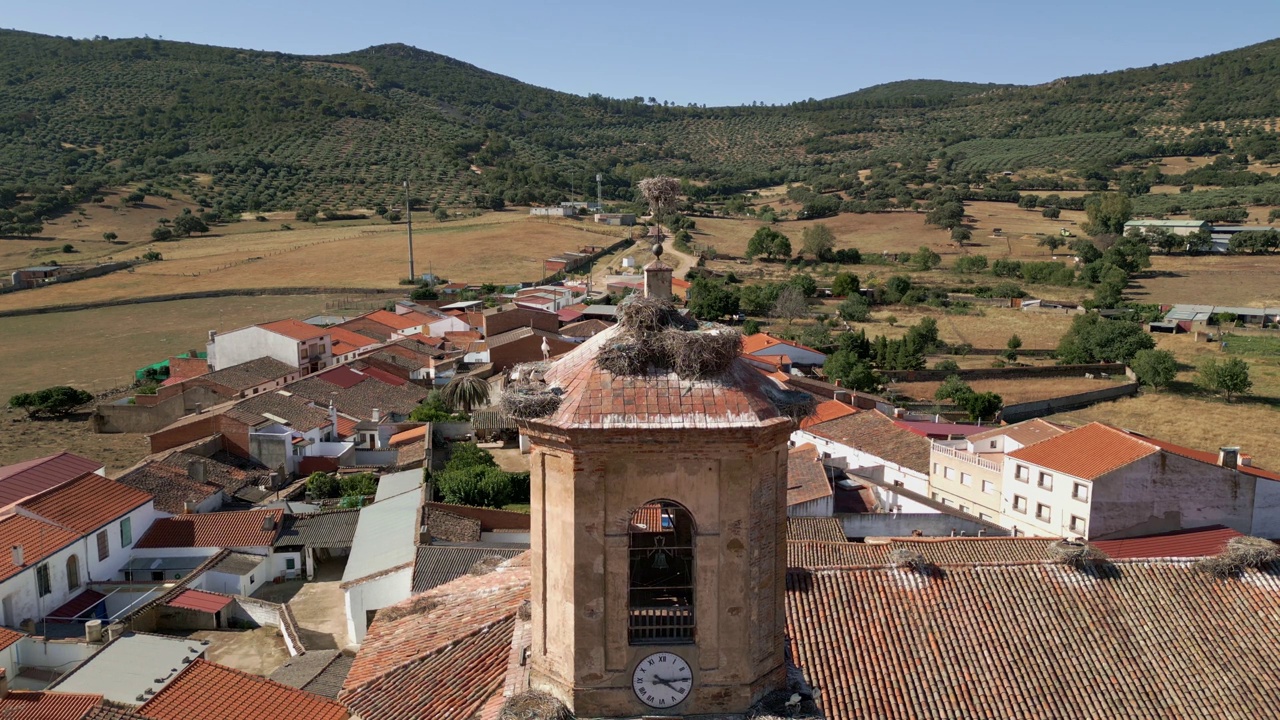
652;242;663;259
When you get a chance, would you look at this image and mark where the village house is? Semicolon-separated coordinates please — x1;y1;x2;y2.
341;472;423;645
486;327;577;372
131;508;296;594
207;319;333;374
742;332;827;367
928;418;1067;523
787;443;834;518
138;658;350;720
0;453;105;508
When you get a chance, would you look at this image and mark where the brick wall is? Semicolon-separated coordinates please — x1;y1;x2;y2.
424;501;530;531
484;307;561;337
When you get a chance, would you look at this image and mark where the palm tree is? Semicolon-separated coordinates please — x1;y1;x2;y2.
442;374;491;415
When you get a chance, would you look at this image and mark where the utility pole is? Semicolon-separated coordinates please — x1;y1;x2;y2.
404;180;415;283
596;173;603;210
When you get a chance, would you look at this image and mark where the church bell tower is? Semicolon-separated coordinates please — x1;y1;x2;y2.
515;247;795;718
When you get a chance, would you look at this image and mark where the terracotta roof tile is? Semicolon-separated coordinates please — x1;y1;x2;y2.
259;319;330;342
807;410;932;474
533;325;790;430
134;509;283;549
558;319;614;338
0;625;23;652
787;561;1280;720
327;327;381;356
226;392;332;431
156;452;270;496
20;473;151;534
967;417;1069;446
788;537;1061;566
1007;422;1159;480
798;399;855;429
140;659;349;720
0;514;81;582
388;425;426;447
0;452;104;507
0;691;102;720
742;333;822;357
316;366;365;389
114;462;221;515
167;589;233;613
201;357;296;393
787;444;832;506
333;317;398;343
786;517;846;543
1092;525;1248;559
284;377;426;420
363;310;428;332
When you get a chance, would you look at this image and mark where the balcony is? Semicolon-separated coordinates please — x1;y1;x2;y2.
932;442;1002;472
629;605;695;645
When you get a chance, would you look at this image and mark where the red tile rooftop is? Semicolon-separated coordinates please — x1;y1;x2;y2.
0;691;102;720
0;515;81;583
1091;525;1246;559
167;589;233;614
259;318;329;342
20;472;151;534
316;366;365;389
134;509;284;549
798;399;856;429
141;659;349;720
1007;422;1159;480
0;452;104;508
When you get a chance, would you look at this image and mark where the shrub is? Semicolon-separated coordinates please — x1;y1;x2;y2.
934;359;960;372
1131;349;1177;390
306;472;340;499
838;295;871;322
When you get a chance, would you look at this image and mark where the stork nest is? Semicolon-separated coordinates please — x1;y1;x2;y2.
468;555;509;576
500;381;562;419
1195;536;1280;578
597;294;738;379
761;382;819;422
887;548;930;572
1046;539;1109;569
747;689;822;719
499;690;572;720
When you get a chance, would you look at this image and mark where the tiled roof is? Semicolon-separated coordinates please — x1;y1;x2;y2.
423;507;481;543
1091;525;1246;559
0;514;81;582
156;451;270;495
211;551;266;576
534;325;790;430
0;625;23;652
285;377;427;419
1007;422;1159;480
558;319;614;338
388;425;426;447
893;419;986;438
798;399;855;429
19;472;151;534
786;517;846;543
201;357;296;393
786;561;1280;720
84;707;152;720
807;410;932;474
481;327;568;349
364;310;427;332
226;392;332;431
134;509;283;549
316;366;365;389
46;589;107;622
788;537;1061;567
0;452;103;507
355;365;407;387
140;659;349;720
113;462;221;515
273;510;360;549
260;319;330;342
787;444;832;506
967;417;1069;447
269;650;351;698
443;330;483;344
167;589;233;614
341;557;529;720
412;544;525;593
742;333;823;357
0;691;102;720
334;415;358;439
334;317;398;343
327;327;381;357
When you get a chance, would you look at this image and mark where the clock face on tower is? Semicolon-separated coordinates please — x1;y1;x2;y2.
632;652;692;709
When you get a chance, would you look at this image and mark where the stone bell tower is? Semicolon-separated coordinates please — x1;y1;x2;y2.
514;251;795;719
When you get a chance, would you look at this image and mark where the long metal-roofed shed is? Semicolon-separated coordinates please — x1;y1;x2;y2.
273;509;359;579
50;632;207;706
341;483;423;645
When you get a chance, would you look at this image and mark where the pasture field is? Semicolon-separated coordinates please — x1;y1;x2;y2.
890;376;1123;405
0;208;628;311
1133;254;1280;307
0;294;363;397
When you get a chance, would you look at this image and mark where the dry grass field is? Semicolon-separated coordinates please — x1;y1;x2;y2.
1133;254;1280;306
0;208;627;311
0;294;360;397
891;376;1124;405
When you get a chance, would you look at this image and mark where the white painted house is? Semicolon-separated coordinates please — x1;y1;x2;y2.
793;410;932;499
742;333;827;367
208;319;333;374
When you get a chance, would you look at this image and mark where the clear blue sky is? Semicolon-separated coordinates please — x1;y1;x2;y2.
8;1;1280;106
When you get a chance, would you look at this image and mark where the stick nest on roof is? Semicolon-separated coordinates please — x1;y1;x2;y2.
501;381;563;420
1046;539;1108;569
747;689;822;719
468;554;509;576
499;690;572;720
887;547;931;572
596;295;738;380
1195;536;1280;578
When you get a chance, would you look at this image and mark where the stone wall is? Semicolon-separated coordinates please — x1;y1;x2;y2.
882;363;1129;383
1000;382;1140;422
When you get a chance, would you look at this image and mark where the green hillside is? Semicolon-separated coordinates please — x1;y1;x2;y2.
3;28;1280;218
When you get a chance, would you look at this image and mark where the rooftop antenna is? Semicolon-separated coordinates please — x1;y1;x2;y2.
404;180;415;284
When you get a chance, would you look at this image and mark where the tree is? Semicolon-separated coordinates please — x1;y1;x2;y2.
1198;357;1252;403
787;273;818;298
1005;334;1023;362
1038;235;1065;254
1055;314;1155;364
142;250;163;261
957;391;1003;422
745;227;791;260
410;285;438;302
801;223;835;259
8;386;93;418
771;285;808;324
295;205;318;222
838;295;871;322
150;227;173;242
910;246;942;271
831;272;859;297
950;227;971;245
1131;349;1177;390
823;351;882;393
925;201;965;229
341;472;379;498
954;255;988;274
742;319;761;335
125;191;145;205
934;359;960;372
306;472;340;499
688;277;739;320
1083;192;1132;236
172;213;209;237
934;375;971;402
386;210;402;223
442;374;491;415
61;243;75;253
1042;206;1061;219
409;390;465;422
434;208;449;222
102;232;117;242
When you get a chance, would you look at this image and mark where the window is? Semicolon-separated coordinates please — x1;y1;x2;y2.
932;463;938;475
1070;516;1087;534
629;501;695;645
66;555;80;592
96;531;109;562
979;512;994;521
1015;465;1029;482
119;517;133;547
1012;495;1028;513
941;498;954;507
1073;483;1090;502
36;564;51;597
1038;472;1054;490
960;504;970;513
982;479;997;495
989;440;998;449
960;472;973;487
1036;503;1051;522
249;574;256;585
943;466;955;480
286;558;296;570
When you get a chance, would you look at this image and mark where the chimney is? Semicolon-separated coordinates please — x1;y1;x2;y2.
1219;447;1240;469
188;461;207;484
643;243;673;300
10;545;22;567
207;330;217;342
182;501;196;514
261;514;277;532
194;402;203;415
371;408;381;423
329;401;338;438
